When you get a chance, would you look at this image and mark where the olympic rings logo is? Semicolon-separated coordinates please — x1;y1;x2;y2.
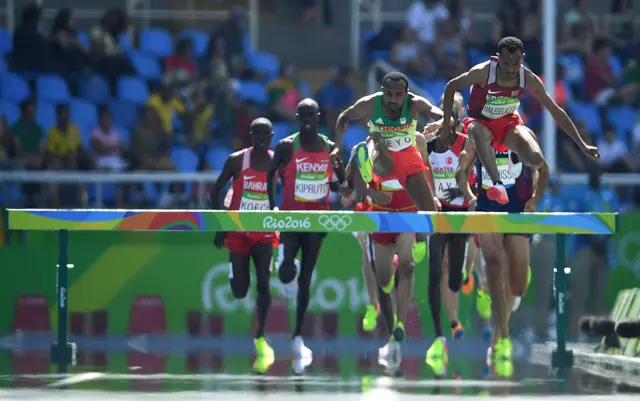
318;215;352;232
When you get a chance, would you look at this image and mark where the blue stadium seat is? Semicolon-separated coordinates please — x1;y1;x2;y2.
139;28;174;59
568;101;601;135
171;147;199;172
76;30;90;49
607;106;636;134
70;98;98;128
116;76;149;104
242;34;250;54
79;125;93;149
271;122;294;148
0;101;20;125
0;56;6;75
119;33;134;54
298;80;312;98
247;51;279;80
110;100;139;128
344;125;368;153
178;29;209;58
129;51;163;80
80;75;112;104
36;103;56;132
1;73;31;103
422;79;446;105
238;80;268;104
558;54;585;86
609;55;623;84
206;146;232;171
37;75;71;104
0;27;11;54
115;125;131;146
373;50;391;61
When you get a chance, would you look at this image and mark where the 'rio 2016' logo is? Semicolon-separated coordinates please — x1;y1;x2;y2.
263;215;311;230
318;215;352;232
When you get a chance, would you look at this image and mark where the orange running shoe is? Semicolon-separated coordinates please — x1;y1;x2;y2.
486;184;509;204
461;274;475;295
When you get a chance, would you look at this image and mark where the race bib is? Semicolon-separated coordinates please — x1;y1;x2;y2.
239;191;270;210
380;133;414;152
294;172;329;202
481;155;516;188
481;97;520;120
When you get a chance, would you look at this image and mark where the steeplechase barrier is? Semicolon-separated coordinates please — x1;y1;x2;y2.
6;209;618;374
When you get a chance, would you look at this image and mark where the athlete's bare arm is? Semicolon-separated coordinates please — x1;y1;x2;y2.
526;70;599;160
456;141;478;207
267;139;293;210
442;63;490;142
415;133;436;197
210;152;242;209
328;140;346;190
409;93;444;121
333;95;376;157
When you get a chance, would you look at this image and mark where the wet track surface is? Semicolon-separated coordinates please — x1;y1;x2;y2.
0;336;639;399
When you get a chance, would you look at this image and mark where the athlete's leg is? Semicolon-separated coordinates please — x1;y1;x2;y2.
466;121;501;186
278;232;302;290
531;235;555;340
427;233;447;337
446;234;468;337
405;171;438;211
394;233;415;332
461;236;476;295
251;242;274;340
479;234;509;340
441;250;460;331
502;125;544;169
293;233;326;338
372;240;397;334
229;251;252;299
503;235;530;298
358;232;379;332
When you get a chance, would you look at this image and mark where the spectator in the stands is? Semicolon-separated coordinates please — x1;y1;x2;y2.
12;3;50;73
210;9;245;64
586;36;639;107
215;80;243;142
91;105;126;172
433;18;466;79
596;124;636;172
603;0;634;39
147;77;185;136
562;0;596;40
447;0;473;40
520;0;541;72
90;8;134;89
47;104;88;208
184;87;215;161
234;100;259;150
391;26;435;78
0;115;12;168
266;62;301;123
131;106;175;174
406;0;449;46
557;20;592;57
50;8;91;78
165;38;197;83
230;55;256;80
492;0;521;44
200;37;229;85
300;0;335;36
316;66;355;136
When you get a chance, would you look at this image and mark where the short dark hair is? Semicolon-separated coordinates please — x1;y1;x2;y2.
56;103;69;115
381;72;409;89
498;37;524;54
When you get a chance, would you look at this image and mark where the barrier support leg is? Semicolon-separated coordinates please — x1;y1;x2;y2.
552;233;573;370
50;229;76;375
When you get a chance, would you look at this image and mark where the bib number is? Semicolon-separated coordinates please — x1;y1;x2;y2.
481;157;515;187
383;135;413;151
295;176;329;202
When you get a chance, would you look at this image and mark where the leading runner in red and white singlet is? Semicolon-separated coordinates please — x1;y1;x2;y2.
210;117;278;360
440;36;599;206
267;99;345;363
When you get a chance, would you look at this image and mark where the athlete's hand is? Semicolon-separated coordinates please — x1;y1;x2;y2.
468;196;477;211
422;121;442;142
434;196;442;211
370;190;392;206
580;144;600;160
443;187;463;203
341;193;355;207
214;232;226;249
330;147;342;166
524;197;539;213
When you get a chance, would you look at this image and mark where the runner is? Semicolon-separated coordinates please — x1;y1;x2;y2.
441;36;598;204
266;99;345;360
210;117;278;365
334;72;451;216
469;235;493;340
456;128;549;370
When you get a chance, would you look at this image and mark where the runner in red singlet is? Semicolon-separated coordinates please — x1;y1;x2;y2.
210;118;278;362
266;99;345;362
440;36;599;205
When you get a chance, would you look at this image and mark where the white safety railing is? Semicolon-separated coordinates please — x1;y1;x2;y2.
2;171;640;208
4;0;258;50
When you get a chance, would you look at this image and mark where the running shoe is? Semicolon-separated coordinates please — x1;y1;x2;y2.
425;337;448;376
378;336;401;367
476;289;492;319
412;241;427;262
461;272;475;295
488;337;513;362
362;304;379;332
254;337;274;359
355;142;373;183
486;183;509;205
252;353;275;374
382;275;395;294
292;336;313;359
451;322;465;339
392;321;405;342
527;265;532;286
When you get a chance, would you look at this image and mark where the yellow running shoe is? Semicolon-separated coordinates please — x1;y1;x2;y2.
253;353;275;374
362;305;379;332
254;337;274;359
492;358;514;378
412;241;426;262
495;337;513;360
355;142;373;183
476;289;492;319
425;337;448;376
